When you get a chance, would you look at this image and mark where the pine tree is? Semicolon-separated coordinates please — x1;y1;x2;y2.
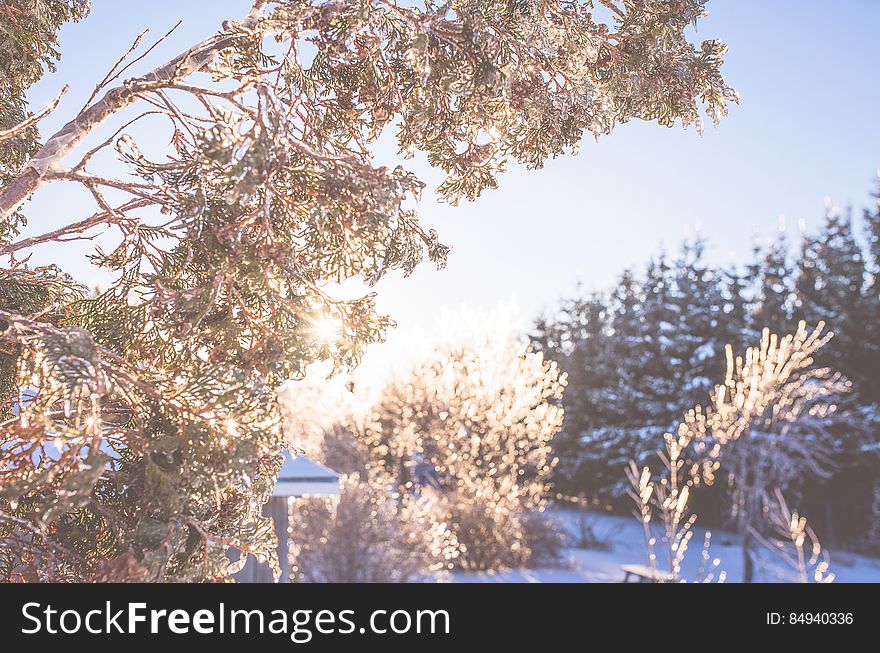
540;244;745;502
638;255;682;425
532;292;613;495
861;180;880;404
864;177;880;274
572;259;686;500
794;209;867;397
748;232;795;339
719;263;751;353
668;238;730;410
539;186;879;544
574;270;655;499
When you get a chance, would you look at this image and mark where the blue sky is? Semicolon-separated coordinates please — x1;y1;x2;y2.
22;0;880;379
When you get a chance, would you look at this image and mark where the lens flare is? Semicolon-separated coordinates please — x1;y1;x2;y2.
313;315;341;344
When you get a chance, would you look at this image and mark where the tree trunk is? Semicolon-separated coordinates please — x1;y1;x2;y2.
742;530;755;583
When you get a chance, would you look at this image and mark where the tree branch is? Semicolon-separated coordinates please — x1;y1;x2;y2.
0;198;153;257
0;85;69;144
597;0;626;19
0;2;269;221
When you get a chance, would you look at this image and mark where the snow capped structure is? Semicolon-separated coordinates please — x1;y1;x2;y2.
236;452;339;583
273;451;340;498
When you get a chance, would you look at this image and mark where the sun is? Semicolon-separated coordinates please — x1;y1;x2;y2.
313;314;342;345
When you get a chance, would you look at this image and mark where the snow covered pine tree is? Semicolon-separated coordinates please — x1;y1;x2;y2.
0;0;736;581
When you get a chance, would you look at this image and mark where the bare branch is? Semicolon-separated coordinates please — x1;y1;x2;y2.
99;21;183;100
80;28;150;112
0;198;154;257
597;0;626;19
0;5;270;221
0;85;69;144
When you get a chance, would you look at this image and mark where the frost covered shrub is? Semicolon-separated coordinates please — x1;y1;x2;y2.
519;509;567;567
288;472;457;583
360;322;566;571
628;323;845;582
751;489;834;583
435;481;564;571
441;484;530;571
294;312;568;572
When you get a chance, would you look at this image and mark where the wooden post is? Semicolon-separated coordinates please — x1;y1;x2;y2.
271;496;291;583
233;496;291;583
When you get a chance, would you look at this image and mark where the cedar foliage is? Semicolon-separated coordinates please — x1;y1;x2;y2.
0;1;735;581
0;0;90;242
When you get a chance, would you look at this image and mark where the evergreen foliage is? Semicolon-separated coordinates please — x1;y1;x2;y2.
0;1;90;241
1;1;735;581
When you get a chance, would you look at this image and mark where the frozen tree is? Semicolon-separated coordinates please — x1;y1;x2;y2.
719;263;750;353
746;231;795;341
627;458;723;582
852;183;880;540
284;383;459;582
564;266;678;500
536;239;742;502
531;292;614;496
571;270;648;498
359;324;566;570
698;323;848;582
862;179;880;412
287;313;566;576
537;182;880;544
795;209;867;395
793;208;879;535
288;471;458;582
674;239;750;409
629;323;847;582
750;489;834;583
0;1;736;581
866;177;880;271
718;330;850;581
632;256;681;426
0;1;90;243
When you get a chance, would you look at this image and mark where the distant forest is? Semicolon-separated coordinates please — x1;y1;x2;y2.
533;181;880;550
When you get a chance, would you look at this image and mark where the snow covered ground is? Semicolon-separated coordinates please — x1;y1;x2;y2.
452;508;880;583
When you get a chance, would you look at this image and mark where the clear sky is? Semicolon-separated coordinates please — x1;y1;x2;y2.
21;0;880;382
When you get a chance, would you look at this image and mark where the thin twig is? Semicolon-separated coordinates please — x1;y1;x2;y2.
0;198;153;256
104;21;184;91
81;29;151;112
0;86;69;143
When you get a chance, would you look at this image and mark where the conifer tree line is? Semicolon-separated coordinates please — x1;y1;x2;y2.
532;186;880;548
